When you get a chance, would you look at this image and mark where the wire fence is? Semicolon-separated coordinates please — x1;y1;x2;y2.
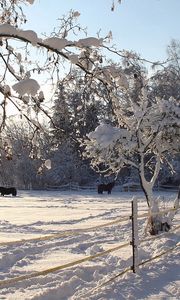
0;242;130;288
0;197;179;290
45;183;179;192
84;236;179;299
81;199;180;298
0;215;130;247
131;199;179;273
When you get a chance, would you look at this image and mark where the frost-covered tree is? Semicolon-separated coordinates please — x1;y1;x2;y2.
49;73;103;185
0;119;31;187
51;83;72;143
0;2;97;180
0;0;179;200
53;70;110;138
0;1;152;141
0;117;48;188
149;40;180;185
0;0;120;158
151;40;180;102
83;71;180;234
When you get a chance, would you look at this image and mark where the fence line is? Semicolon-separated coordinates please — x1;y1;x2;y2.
139;242;180;267
46;183;95;191
131;200;179;273
157;184;179;192
0;198;179;290
0;215;130;247
139;224;180;245
46;183;179;192
81;203;180;298
84;240;180;299
0;242;130;288
1;205;178;248
131;198;139;273
78;266;132;299
137;206;179;219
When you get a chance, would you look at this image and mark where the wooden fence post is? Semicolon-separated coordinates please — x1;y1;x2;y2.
131;197;139;273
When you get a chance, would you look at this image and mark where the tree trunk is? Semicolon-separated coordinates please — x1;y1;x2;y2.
138;177;160;235
138;152;172;235
146;186;180;235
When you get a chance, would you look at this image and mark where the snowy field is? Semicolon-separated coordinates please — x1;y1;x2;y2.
0;189;179;300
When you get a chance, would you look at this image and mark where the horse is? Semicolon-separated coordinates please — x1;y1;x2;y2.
0;186;17;196
97;181;115;194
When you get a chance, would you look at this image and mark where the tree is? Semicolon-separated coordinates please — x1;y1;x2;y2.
0;1;179;221
0;1;158;139
0;2;104;133
149;39;180;185
49;72;103;186
51;83;73;143
0;117;47;188
0;0;112;182
0;1;141;134
83;70;180;234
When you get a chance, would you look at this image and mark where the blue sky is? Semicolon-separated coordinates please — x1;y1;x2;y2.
24;0;180;62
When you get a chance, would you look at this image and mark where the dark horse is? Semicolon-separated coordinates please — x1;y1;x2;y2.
98;181;115;194
0;186;17;196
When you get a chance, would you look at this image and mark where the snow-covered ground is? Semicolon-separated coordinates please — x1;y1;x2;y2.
0;189;179;300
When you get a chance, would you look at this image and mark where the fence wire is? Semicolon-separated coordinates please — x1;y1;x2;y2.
1;206;178;247
83;241;180;299
0;198;179;292
0;241;130;288
137;206;179;219
139;242;180;267
0;216;130;247
139;224;180;245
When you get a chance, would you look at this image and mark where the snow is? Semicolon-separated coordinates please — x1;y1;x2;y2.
12;79;40;97
19;30;38;46
76;37;103;48
44;159;52;170
0;24;39;45
26;0;35;4
0;189;179;299
116;74;129;89
72;11;81;18
43;38;70;50
0;24;17;36
87;123;128;148
0;24;104;52
3;85;11;95
68;54;79;64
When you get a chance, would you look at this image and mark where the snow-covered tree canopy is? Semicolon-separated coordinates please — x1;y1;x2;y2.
83;68;180;234
0;1;128;132
0;0;165;134
83;74;180;200
0;0;134;167
0;1;179;155
85;93;179;167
